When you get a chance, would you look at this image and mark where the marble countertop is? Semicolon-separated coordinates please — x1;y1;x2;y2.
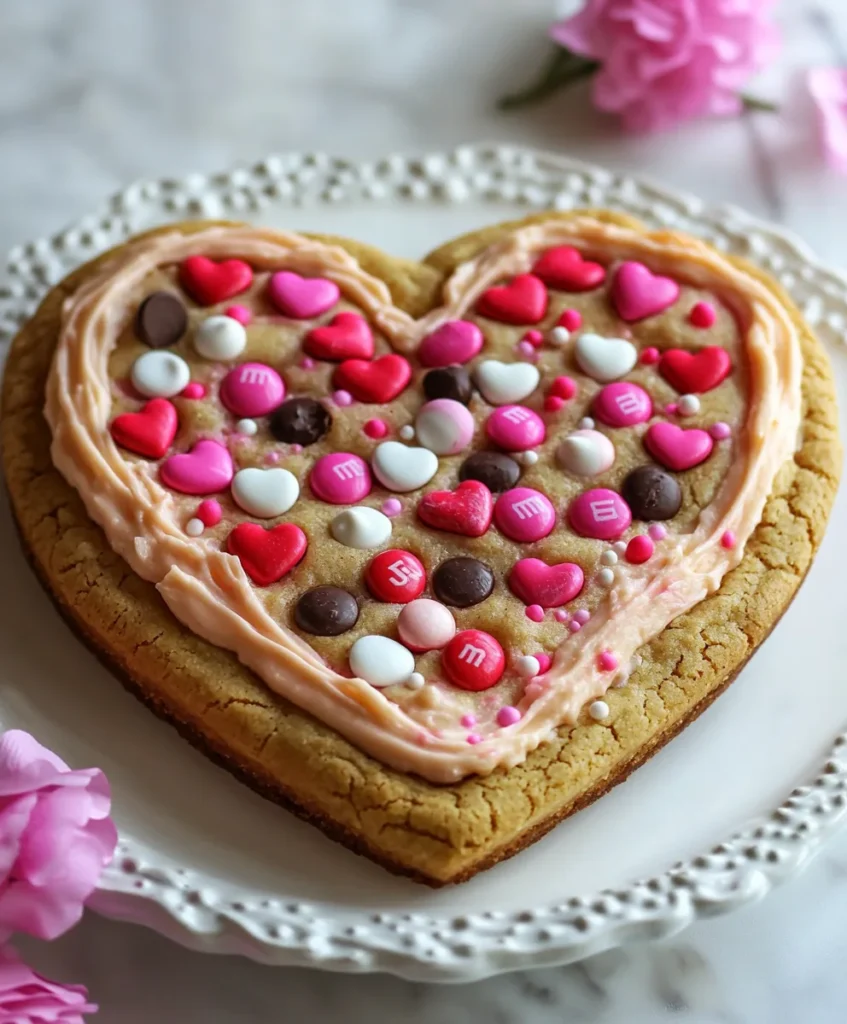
4;0;847;1020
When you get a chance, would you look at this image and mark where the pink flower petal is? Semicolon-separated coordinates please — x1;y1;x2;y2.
0;944;96;1021
809;68;847;173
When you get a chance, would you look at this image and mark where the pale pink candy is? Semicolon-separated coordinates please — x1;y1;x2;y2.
592;382;652;427
494;487;556;542
611;262;679;322
196;498;222;527
267;270;340;319
0;945;97;1021
224;304;252;325
809;68;847;173
645;422;714;471
497;706;522;727
414;399;475;455
219;363;284;417
552;0;781;133
418;320;483;367
309;452;372;504
710;422;732;440
160;440;234;495
569;488;632;540
397;599;456;652
0;730;117;942
486;405;546;451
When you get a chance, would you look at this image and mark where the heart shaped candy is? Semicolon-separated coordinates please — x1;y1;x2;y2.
109;398;177;459
372;442;438;493
659;346;732;394
509;558;585;607
473;360;540;406
418;320;483;367
644;422;714;471
417;480;493;537
267;271;340;319
476;274;548;324
231;467;300;518
330;507;393;549
160;440;234;495
574;333;637;383
334;353;411;403
611;261;680;322
179;256;253;306
226;522;307;586
305;312;374;361
532;246;606;291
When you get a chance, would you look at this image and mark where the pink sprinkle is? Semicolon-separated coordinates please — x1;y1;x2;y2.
525;604;545;622
554;609;570;623
460;714;476;728
300;357;316;370
550;375;577;400
466;733;483;745
265;451;281;464
224;305;252;326
689;301;717;328
382;498;403;517
517;340;537;360
664;402;679;416
640;347;660;365
533;653;552;674
180;382;206;400
290;444;303;454
721;530;736;549
333;390;353;407
415;731;430;746
573;609;590;625
523;329;544;348
648;523;668;542
598;650;618;672
196;499;222;527
544;396;565;413
710;422;732;440
497;706;522;727
364;418;389;439
568;620;582;633
626;535;654;564
558;308;582;331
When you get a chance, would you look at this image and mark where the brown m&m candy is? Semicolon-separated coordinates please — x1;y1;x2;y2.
459;451;520;493
433;557;494;608
270;398;331;446
135;292;188;349
422;366;474;405
621;465;681;521
295;586;359;636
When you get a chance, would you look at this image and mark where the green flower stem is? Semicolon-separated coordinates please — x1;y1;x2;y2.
498;49;600;112
740;93;779;114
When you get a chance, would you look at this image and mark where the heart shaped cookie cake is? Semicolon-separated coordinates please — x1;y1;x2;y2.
2;212;840;885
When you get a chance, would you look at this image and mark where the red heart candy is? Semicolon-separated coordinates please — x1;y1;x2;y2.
659;346;732;394
179;256;253;306
226;522;308;587
508;558;585;608
532;246;606;291
305;312;375;361
333;354;411;403
644;422;713;471
109;398;178;459
476;274;548;325
417;480;493;538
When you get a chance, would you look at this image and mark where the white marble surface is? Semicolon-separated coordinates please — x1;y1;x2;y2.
4;0;847;1020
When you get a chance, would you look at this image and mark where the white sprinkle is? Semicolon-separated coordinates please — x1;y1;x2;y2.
600;550;618;566
185;518;205;537
406;672;426;690
598;567;615;586
399;425;415;440
678;394;701;416
612;541;627;556
589;700;610;721
516;655;541;678
517;450;539;466
549;326;570;346
578;416;595;430
236;418;258;436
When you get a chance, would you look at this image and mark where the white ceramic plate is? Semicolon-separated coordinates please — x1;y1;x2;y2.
1;146;846;982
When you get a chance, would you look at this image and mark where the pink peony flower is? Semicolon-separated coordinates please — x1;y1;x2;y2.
0;945;96;1022
0;732;117;942
808;68;847;173
551;0;780;133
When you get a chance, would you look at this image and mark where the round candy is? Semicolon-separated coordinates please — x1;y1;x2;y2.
220;363;285;417
621;465;682;521
568;488;632;541
418;320;483;367
486;405;546;452
372;442;438;492
625;535;654;564
459;451;520;493
592;382;652;428
135;291;187;348
349;635;415;688
231;467;299;518
422;366;474;405
414;399;475;455
397;599;456;652
330;506;392;549
432;557;494;608
494;487;556;542
194;315;247;361
309;452;371;504
131;350;191;398
556;430;615;477
366;549;426;603
473;360;540;406
295;586;359;636
442;630;505;691
270;398;331;446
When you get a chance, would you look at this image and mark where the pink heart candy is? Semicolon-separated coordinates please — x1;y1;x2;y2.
611;262;680;322
644;422;714;471
509;558;585;607
267;271;340;319
419;320;484;367
160;440;234;495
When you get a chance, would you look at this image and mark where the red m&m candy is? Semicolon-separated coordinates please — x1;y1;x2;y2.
442;630;505;691
366;549;426;603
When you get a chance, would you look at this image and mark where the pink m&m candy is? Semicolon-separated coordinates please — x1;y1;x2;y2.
494;487;556;542
309;452;372;504
220;363;284;418
397;599;457;652
568;488;632;541
592;382;652;428
486;405;546;452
